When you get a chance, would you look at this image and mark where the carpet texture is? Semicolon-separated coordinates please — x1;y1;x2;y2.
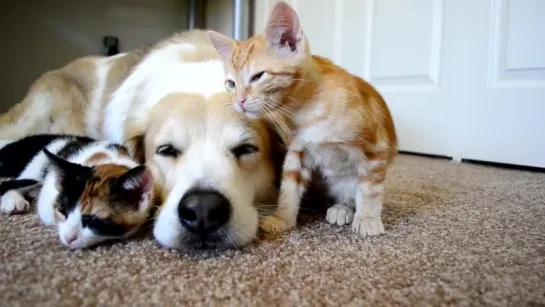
1;154;544;306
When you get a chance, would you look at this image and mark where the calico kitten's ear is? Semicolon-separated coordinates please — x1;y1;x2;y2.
43;149;90;188
207;30;237;60
265;1;304;55
117;165;154;213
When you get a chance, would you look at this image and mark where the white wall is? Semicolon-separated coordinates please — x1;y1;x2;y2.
0;0;188;112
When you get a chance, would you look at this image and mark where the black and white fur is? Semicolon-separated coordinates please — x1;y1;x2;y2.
0;134;152;249
0;134;96;214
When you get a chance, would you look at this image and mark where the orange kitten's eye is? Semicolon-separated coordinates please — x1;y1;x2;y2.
225;80;235;92
250;71;265;83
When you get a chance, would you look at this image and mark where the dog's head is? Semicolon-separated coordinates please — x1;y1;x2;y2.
125;92;285;250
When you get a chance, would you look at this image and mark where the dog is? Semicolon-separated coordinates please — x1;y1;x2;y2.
0;29;287;249
130;92;284;249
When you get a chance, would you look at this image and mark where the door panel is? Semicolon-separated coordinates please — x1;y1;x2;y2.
363;0;449;156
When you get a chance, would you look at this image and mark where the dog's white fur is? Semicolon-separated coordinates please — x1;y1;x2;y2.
103;43;226;143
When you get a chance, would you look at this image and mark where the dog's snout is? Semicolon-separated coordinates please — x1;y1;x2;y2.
178;189;231;235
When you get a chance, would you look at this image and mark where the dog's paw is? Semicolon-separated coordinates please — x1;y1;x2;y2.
261;215;295;234
351;215;385;237
326;203;354;226
1;191;30;215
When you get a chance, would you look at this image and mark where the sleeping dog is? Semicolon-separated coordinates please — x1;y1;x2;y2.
0;29;287;250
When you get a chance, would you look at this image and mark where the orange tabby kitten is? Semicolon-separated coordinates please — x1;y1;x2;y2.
207;1;398;238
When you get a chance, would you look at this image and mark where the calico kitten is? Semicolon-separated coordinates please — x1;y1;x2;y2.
0;134;154;249
207;1;398;238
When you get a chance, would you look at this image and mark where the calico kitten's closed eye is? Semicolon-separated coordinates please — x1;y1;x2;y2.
81;215;126;236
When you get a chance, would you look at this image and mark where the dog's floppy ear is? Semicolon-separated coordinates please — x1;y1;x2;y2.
124;134;146;164
123;119;147;164
262;119;288;189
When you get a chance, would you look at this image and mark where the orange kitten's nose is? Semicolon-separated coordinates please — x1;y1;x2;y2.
239;98;247;105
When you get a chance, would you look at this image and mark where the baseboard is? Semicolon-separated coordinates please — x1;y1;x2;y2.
399;151;545;173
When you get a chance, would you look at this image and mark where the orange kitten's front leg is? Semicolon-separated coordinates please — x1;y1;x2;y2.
352;160;387;237
261;144;311;234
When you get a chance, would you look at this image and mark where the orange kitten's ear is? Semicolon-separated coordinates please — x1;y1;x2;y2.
265;1;305;56
207;30;236;60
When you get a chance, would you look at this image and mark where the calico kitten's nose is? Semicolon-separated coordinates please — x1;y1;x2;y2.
63;232;78;245
178;189;231;235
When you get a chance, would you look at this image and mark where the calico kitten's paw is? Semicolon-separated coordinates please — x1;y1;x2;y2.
1;191;30;214
261;215;295;234
351;215;385;237
326;203;354;226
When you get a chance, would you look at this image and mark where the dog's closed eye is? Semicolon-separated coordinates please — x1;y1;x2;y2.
231;143;258;159
156;144;181;158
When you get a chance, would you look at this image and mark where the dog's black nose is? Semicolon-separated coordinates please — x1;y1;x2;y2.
178;189;231;235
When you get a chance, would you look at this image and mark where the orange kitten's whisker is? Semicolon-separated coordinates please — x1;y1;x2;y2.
276;105;296;119
285;95;299;104
261;103;291;136
262;98;296;119
290;78;313;83
261;103;290;137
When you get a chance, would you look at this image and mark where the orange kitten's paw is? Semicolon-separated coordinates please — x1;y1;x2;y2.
326;203;354;226
1;191;30;215
261;215;295;234
351;215;385;237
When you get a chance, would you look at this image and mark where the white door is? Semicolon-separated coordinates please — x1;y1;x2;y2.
255;0;545;168
446;0;545;168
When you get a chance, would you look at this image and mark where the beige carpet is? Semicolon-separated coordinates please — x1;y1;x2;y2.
1;154;544;306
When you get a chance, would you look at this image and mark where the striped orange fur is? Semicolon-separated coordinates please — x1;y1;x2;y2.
208;1;398;237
